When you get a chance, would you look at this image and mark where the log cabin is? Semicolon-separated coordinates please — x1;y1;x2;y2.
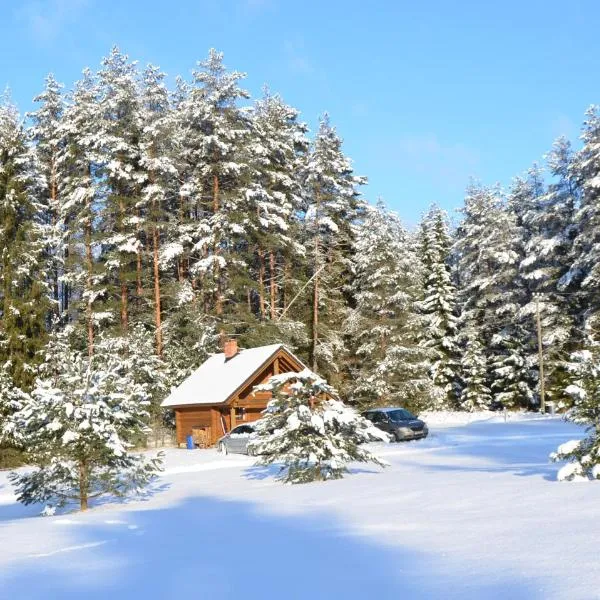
161;340;307;447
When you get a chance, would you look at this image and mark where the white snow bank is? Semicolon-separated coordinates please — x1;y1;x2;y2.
164;457;252;475
419;410;549;427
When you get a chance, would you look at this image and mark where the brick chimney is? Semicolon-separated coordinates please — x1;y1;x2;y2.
223;339;238;360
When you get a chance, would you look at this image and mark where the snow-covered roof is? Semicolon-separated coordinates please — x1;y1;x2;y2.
161;343;303;408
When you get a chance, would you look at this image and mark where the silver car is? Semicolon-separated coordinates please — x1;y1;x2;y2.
217;424;257;455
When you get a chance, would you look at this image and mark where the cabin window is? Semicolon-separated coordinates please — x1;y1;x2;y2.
235;407;246;421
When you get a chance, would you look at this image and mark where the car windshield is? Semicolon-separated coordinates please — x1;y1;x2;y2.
387;409;415;422
232;425;254;435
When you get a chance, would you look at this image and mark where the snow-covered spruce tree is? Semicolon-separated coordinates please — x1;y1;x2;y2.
5;330;162;512
561;107;600;341
0;97;50;388
417;205;460;408
455;182;534;408
550;346;600;481
247;370;388;483
0;364;29;468
100;323;172;437
520;145;579;406
491;169;544;409
459;336;492;412
0;365;28;432
347;201;434;412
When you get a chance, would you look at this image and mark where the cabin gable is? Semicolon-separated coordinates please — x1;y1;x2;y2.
171;346;305;447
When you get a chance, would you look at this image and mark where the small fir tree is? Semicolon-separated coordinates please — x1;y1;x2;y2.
247;370;388;484
4;330;162;512
101;324;173;436
0;364;29;468
418;205;460;408
460;337;492;411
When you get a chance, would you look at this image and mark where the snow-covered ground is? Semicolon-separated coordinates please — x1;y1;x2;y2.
1;413;598;599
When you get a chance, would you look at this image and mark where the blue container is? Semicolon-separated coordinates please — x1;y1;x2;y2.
186;435;195;450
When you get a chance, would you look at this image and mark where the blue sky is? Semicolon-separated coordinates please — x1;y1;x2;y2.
1;0;598;225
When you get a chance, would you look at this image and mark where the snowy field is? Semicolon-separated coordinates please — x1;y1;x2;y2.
1;414;598;600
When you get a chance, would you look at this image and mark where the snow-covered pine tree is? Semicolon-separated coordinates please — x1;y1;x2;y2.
418;205;460;408
246;369;388;483
459;336;492;411
551;346;600;481
245;89;308;324
59;68;107;354
97;47;144;332
301;115;366;380
0;97;50;388
29;74;68;315
5;329;162;512
177;49;250;317
138;63;178;356
347;202;434;412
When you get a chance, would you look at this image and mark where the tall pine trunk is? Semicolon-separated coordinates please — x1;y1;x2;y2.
282;259;289;311
213;173;219;212
79;460;89;511
136;207;143;297
311;260;319;371
310;191;321;371
152;219;163;357
84;173;94;357
50;163;60;314
119;197;128;331
258;248;266;319
177;191;186;282
213;173;224;316
269;251;277;320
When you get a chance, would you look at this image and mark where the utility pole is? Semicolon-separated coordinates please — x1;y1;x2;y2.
534;293;546;414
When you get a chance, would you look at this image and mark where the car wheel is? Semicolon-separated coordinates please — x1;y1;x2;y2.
395;432;405;443
218;442;228;455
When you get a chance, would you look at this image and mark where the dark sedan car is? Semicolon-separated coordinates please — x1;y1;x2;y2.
362;408;428;442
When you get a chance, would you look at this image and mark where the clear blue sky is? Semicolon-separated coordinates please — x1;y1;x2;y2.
1;0;598;225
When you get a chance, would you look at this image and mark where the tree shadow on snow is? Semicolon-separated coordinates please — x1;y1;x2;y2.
0;481;172;522
427;419;585;481
1;493;544;600
405;460;557;481
244;465;380;481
